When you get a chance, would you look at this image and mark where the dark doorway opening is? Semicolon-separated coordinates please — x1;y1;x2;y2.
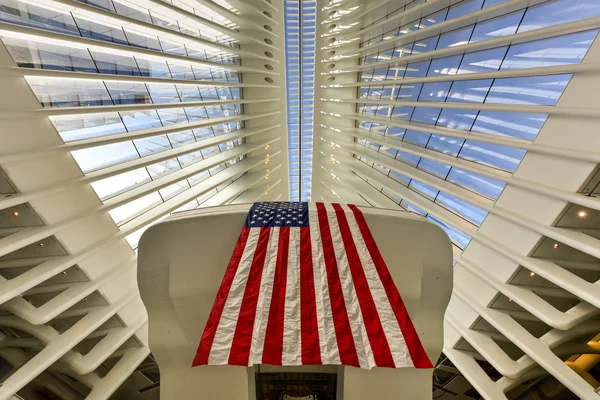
255;372;337;400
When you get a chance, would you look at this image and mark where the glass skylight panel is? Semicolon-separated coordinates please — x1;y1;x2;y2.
26;77;113;107
0;35;238;78
285;0;315;202
350;0;600;256
91;168;151;200
50;112;125;141
517;0;600;33
353;152;481;249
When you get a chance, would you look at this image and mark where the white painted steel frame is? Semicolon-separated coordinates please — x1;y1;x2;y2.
0;0;290;397
312;0;600;398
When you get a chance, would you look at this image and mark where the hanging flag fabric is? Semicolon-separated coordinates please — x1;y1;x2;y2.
192;202;432;369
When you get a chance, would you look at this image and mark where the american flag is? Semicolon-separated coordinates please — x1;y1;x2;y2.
192;202;432;369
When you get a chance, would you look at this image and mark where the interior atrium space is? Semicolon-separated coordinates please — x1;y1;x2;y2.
0;0;600;398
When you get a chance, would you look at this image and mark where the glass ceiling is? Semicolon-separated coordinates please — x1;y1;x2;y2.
284;0;315;202
0;0;248;249
350;0;600;250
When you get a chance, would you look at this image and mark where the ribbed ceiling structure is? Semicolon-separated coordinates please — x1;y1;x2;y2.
0;0;287;397
0;0;599;399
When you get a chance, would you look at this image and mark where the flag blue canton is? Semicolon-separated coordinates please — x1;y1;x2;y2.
245;202;309;228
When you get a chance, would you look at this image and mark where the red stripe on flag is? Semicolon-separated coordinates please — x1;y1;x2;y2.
332;204;395;368
262;227;290;365
192;227;251;366
347;205;433;368
316;202;360;368
228;227;271;366
300;227;322;365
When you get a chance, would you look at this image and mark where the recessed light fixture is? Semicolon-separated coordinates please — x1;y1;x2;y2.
578;210;587;218
62;271;67;276
553;243;559;249
530;272;536;277
264;145;270;150
84;297;88;301
509;298;513;302
11;211;19;217
38;243;44;248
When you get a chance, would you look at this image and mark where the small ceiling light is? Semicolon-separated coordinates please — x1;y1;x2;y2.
265;175;269;180
38;243;44;248
578;210;587;218
265;144;270;149
11;211;19;217
553;243;559;249
530;272;536;277
62;271;67;276
508;298;513;302
84;297;88;301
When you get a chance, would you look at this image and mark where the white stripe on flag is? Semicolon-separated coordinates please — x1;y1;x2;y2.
282;228;302;365
208;228;263;364
323;203;376;369
309;204;339;365
340;204;415;368
248;228;280;365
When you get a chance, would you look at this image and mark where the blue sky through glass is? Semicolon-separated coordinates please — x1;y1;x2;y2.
285;0;315;202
